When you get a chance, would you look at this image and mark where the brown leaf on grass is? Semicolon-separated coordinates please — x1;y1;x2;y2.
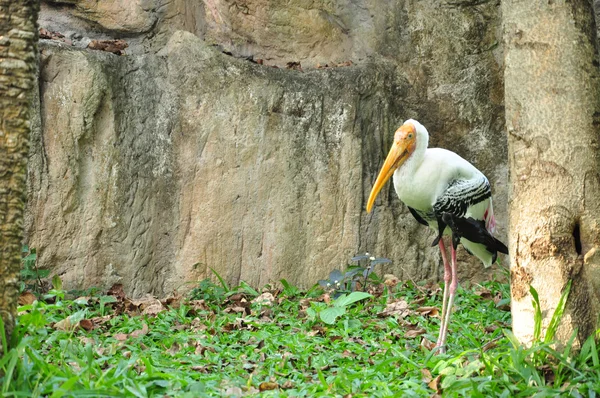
383;274;400;288
89;315;112;326
415;306;440;318
260;307;274;321
259;381;279;391
167;342;181;355
281;380;294;389
54;316;79;331
378;300;411;318
428;375;442;392
494;293;510;311
78;336;96;346
341;350;356;358
191;365;210;373
252;292;275;306
484;324;499;333
367;284;385;297
114;333;128;341
107;284;126;300
88;39;128;55
329;335;343;342
187;299;209;316
79;319;94;331
18;291;37;305
474;288;493;300
142;303;164;316
319;293;331;304
130;322;149;338
405;328;426;338
190;317;207;333
126;295;165;316
193;342;215;356
308;325;326;337
421;368;433;383
224;306;247;314
161;293;183;308
299;298;311;309
421;337;436;350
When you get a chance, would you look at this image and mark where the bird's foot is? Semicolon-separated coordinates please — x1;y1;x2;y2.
434;343;447;355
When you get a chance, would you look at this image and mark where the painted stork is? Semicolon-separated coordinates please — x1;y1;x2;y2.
366;119;507;353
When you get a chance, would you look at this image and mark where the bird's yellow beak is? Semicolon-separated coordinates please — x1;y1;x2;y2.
366;125;416;213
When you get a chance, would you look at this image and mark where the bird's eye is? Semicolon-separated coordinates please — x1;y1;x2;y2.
408;133;413;139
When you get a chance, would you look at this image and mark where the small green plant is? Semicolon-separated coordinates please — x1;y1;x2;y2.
316;291;372;325
19;246;49;294
530;280;572;343
318;253;390;297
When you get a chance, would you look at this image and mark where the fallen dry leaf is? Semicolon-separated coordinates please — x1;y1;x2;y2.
161;293;183;308
79;319;94;331
484;324;499;333
421;368;433;383
428;375;442;392
223;386;244;396
167;342;181;355
114;333;129;341
78;336;96;346
415;306;440;318
405;328;426;338
341;349;356;358
18;291;37;306
281;380;294;389
142;303;164;316
378;300;411;318
107;284;126;300
187;299;209;314
474;288;493;300
191;365;210;373
53;316;78;331
130;322;149;338
259;381;279;391
319;293;332;304
421;337;436;350
252;292;275;306
89;315;112;326
383;274;400;288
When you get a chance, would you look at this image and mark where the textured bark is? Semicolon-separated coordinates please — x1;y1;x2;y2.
0;0;39;350
504;0;600;346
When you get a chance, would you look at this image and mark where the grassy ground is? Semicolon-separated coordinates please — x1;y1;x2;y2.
3;269;600;397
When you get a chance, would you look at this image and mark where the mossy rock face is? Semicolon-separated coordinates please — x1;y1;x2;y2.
29;0;506;297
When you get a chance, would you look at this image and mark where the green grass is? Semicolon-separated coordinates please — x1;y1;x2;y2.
3;278;600;397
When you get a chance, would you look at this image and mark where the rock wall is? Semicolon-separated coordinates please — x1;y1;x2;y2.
27;0;506;297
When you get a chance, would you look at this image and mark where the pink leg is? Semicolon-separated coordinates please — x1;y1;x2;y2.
438;244;458;353
436;239;451;351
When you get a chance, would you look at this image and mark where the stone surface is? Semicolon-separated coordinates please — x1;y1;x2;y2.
28;0;507;296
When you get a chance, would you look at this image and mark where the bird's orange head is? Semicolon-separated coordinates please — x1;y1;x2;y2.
366;121;418;213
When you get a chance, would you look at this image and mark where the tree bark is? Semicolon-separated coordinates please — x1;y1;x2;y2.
503;0;600;346
0;0;38;351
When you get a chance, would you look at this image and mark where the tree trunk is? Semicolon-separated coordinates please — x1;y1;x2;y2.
0;0;38;351
503;0;600;346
